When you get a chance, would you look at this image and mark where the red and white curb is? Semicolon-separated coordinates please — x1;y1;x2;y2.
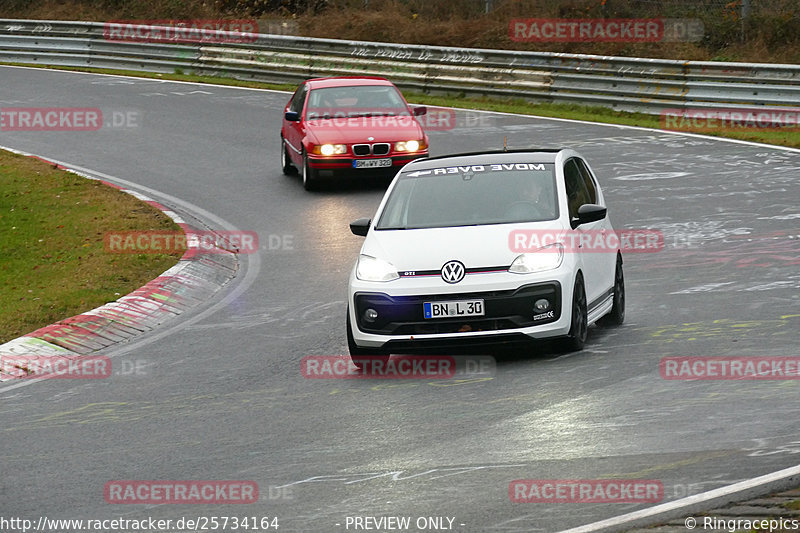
0;147;238;381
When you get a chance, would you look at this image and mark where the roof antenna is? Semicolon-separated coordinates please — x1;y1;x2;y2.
503;136;508;152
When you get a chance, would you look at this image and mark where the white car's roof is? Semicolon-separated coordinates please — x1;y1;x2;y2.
402;149;567;172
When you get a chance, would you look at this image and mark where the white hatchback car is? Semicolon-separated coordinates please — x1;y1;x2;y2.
347;149;624;357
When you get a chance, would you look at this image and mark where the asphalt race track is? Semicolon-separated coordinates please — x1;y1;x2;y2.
1;65;799;532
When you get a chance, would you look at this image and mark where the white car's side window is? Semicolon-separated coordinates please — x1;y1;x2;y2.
575;158;599;205
564;159;591;218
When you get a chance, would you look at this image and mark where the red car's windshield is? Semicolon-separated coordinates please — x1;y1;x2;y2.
305;85;410;119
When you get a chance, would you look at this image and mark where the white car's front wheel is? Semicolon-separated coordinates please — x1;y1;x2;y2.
561;273;588;352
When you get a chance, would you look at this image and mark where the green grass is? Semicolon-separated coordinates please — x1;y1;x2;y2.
4;61;799;150
0;150;183;344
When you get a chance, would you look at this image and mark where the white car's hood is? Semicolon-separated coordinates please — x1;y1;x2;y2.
362;221;563;272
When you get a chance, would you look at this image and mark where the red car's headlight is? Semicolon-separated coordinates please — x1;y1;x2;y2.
312;144;347;156
395;140;427;152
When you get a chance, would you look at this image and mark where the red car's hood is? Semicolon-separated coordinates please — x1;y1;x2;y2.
304;116;425;145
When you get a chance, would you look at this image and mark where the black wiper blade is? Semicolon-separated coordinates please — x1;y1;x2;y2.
348;111;397;117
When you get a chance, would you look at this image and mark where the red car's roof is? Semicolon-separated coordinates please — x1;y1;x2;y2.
305;76;394;89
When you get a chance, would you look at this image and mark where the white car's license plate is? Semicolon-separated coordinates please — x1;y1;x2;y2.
354;158;392;168
423;299;484;319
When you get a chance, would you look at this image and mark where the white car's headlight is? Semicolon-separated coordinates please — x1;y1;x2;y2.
356;254;400;282
508;243;564;273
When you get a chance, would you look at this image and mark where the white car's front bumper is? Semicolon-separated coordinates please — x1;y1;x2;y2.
348;267;578;351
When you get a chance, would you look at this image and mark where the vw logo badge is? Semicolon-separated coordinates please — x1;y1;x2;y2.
441;260;466;284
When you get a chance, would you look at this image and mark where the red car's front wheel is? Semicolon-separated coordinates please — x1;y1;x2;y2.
302;151;318;191
281;138;296;176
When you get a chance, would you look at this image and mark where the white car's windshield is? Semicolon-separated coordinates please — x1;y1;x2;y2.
376;163;558;229
305;85;410;119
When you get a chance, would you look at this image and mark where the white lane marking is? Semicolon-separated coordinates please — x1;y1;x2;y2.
557;463;800;533
613;171;691;181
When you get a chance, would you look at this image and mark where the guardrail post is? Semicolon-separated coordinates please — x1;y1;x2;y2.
741;0;751;43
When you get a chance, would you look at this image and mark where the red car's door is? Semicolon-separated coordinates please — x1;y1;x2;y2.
283;84;308;166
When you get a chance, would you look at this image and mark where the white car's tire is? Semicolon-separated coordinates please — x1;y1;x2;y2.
560;273;588;352
599;254;625;327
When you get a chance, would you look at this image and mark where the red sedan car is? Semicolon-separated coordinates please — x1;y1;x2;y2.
280;77;429;190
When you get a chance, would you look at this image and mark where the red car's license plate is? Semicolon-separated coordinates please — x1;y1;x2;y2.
353;158;392;169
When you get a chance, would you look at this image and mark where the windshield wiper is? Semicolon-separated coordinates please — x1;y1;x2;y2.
346;111;398;118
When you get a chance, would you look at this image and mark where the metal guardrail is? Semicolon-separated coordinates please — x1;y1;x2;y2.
1;18;799;114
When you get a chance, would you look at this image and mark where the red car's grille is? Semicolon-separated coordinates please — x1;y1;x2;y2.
352;143;390;156
372;143;390;155
353;144;371;156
